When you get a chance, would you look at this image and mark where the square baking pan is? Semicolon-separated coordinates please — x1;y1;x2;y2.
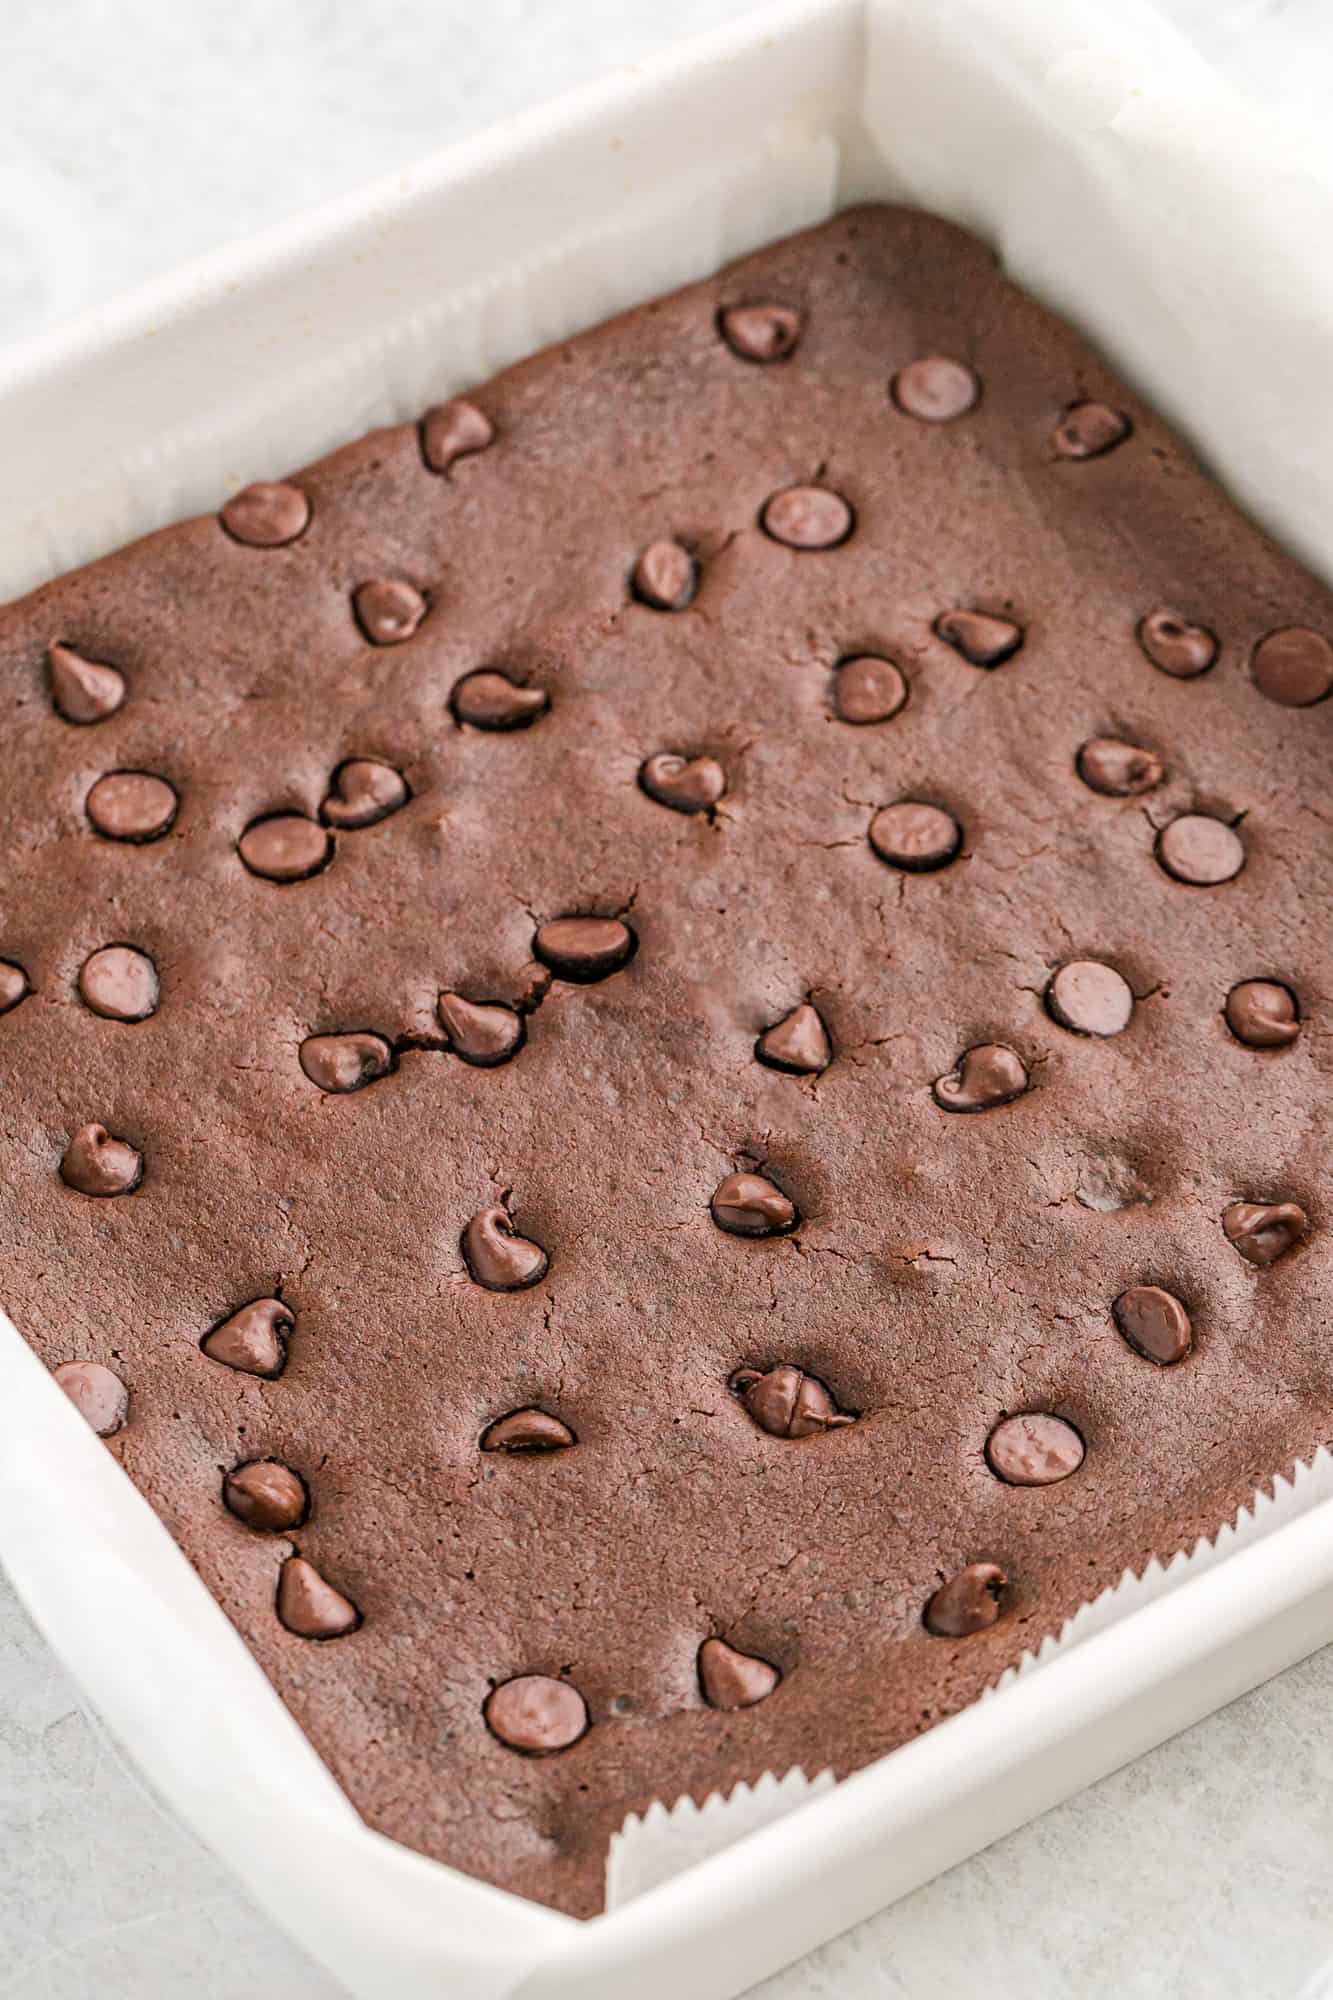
4;2;1333;1996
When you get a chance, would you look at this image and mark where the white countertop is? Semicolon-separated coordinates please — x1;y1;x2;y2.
3;5;1333;1996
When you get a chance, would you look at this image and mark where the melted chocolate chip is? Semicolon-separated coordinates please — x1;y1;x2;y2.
201;1298;292;1377
513;961;553;1013
462;1206;549;1291
48;642;126;724
718;303;801;362
831;655;907;724
320;760;409;829
631;539;697;611
533;916;636;983
934;609;1023;667
77;945;158;1022
438;993;524;1067
755;1002;831;1075
1223;1201;1307;1267
924;1562;1007;1637
86;771;178;843
868;801;962;872
224;1460;309;1531
485;1675;588;1752
421;398;494;474
639;752;726;814
1113;1286;1192;1365
1045;960;1135;1037
1076;737;1165;797
220;481;310;547
60;1123;142;1197
299;1032;394;1094
933;1044;1028;1113
1137;609;1218;679
1225;979;1300;1049
1251;627;1333;707
353;578;428;645
710;1171;798;1238
0;960;30;1013
1155;814;1245;886
480;1409;576;1453
451;669;549;730
986;1413;1084;1486
277;1556;361;1639
1053;402;1131;459
698;1638;780;1710
729;1363;854;1438
53;1360;128;1437
760;486;854;550
891;356;979;422
238;815;333;882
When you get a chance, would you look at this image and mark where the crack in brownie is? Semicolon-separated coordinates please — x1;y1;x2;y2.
2;205;1331;1915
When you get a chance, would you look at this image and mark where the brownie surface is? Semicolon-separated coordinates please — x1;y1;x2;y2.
3;205;1332;1916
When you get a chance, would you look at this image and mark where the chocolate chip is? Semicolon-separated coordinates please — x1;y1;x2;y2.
353;578;428;645
60;1123;142;1197
533;916;636;983
220;481;310;547
48;642;126;724
755;1002;831;1075
639;752;726;814
710;1171;798;1238
698;1638;780;1710
513;961;553;1013
1045;960;1135;1037
53;1360;128;1437
421;398;495;474
1076;737;1165;797
224;1460;309;1531
276;1556;361;1639
450;669;549;730
1155;814;1245;886
1225;979;1300;1049
86;771;178;843
1113;1286;1192;1365
933;1044;1028;1113
924;1562;1007;1637
484;1675;588;1752
890;356;979;422
438;993;524;1067
729;1364;854;1438
299;1032;394;1094
986;1413;1084;1485
201;1298;292;1377
934;609;1023;667
718;303;801;362
480;1409;576;1452
631;539;697;611
760;486;854;550
1137;609;1218;679
868;801;962;872
1223;1200;1307;1267
1053;402;1131;458
319;759;409;829
1251;626;1333;707
77;945;158;1022
831;654;907;724
461;1205;549;1290
238;814;333;882
0;960;29;1014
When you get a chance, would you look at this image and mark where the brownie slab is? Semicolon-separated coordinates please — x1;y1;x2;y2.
2;205;1332;1916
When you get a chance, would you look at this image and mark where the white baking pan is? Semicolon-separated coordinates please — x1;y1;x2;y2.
4;3;1333;1996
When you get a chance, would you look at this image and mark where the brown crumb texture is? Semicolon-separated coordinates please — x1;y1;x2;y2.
2;205;1332;1915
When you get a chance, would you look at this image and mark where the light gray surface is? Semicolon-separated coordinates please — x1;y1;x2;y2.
4;3;1333;1996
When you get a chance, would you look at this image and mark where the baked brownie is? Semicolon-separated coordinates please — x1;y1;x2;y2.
3;205;1332;1916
